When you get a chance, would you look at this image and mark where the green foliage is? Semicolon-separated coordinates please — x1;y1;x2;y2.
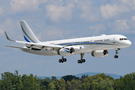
81;74;88;79
114;73;135;90
62;75;79;82
0;71;40;90
78;73;114;90
51;76;57;81
54;78;66;90
48;82;56;90
66;81;71;90
0;70;135;90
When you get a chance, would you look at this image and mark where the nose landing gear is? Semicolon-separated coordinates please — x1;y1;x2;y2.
114;48;120;58
114;55;118;58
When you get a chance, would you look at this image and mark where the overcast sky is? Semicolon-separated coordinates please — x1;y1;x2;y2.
0;0;135;77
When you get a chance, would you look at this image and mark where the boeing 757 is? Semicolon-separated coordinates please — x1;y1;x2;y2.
5;20;131;64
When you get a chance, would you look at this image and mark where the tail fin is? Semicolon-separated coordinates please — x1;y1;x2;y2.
20;20;40;43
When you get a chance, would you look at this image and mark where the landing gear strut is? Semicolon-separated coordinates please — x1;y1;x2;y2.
78;53;86;64
114;48;120;58
59;56;67;63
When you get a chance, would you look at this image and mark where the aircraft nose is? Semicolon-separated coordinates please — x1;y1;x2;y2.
125;40;132;46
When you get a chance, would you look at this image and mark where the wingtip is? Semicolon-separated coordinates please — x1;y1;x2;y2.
4;31;9;40
4;31;15;42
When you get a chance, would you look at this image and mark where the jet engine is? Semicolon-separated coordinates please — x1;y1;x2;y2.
91;50;108;57
58;47;75;56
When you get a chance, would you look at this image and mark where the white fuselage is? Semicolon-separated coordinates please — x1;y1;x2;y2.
21;34;131;56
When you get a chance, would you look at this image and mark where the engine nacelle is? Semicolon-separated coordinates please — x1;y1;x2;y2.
58;47;75;56
91;50;108;57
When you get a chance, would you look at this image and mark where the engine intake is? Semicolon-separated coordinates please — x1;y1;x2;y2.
70;47;75;53
91;50;108;57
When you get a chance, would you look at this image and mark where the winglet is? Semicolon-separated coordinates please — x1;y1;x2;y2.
4;31;15;42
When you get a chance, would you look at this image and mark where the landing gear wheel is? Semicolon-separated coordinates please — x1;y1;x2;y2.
63;58;67;62
77;53;86;64
77;59;86;64
59;59;63;63
114;55;118;58
82;59;86;62
77;60;82;64
59;57;67;63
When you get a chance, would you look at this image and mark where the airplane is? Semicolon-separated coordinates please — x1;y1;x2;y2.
4;20;131;64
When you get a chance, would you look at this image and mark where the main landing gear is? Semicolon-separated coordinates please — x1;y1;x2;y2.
59;56;67;63
59;53;86;64
78;53;86;64
114;48;120;58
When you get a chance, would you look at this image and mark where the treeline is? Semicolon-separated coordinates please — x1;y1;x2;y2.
0;70;135;90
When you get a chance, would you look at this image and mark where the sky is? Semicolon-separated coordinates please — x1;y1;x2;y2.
0;0;135;77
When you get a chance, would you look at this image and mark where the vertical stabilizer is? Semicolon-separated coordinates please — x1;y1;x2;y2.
20;20;40;43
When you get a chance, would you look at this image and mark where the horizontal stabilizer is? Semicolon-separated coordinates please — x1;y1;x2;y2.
5;45;28;49
4;31;63;50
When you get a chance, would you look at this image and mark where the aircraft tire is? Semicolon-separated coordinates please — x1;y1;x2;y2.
59;59;62;63
82;59;85;62
63;58;67;62
114;55;118;58
78;60;82;64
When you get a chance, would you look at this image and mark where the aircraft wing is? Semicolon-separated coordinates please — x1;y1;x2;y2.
4;31;63;50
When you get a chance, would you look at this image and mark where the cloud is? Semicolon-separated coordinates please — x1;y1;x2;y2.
121;0;135;10
45;3;74;22
108;19;135;34
10;0;47;12
100;4;129;19
115;20;130;30
78;1;99;21
132;16;135;20
47;29;63;40
0;30;4;35
128;15;135;30
0;7;3;15
38;26;65;41
73;0;78;3
0;19;17;36
89;24;106;35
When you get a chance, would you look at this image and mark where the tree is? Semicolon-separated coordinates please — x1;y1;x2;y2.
66;81;71;90
79;82;91;90
0;72;13;90
71;79;81;90
60;78;66;90
114;73;135;90
48;82;56;90
54;78;66;90
99;78;114;90
81;74;88;79
51;76;57;81
16;75;23;90
62;75;79;82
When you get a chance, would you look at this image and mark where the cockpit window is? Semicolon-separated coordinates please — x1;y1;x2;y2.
119;38;128;41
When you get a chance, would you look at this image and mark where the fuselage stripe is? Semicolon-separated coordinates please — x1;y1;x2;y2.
58;42;113;46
